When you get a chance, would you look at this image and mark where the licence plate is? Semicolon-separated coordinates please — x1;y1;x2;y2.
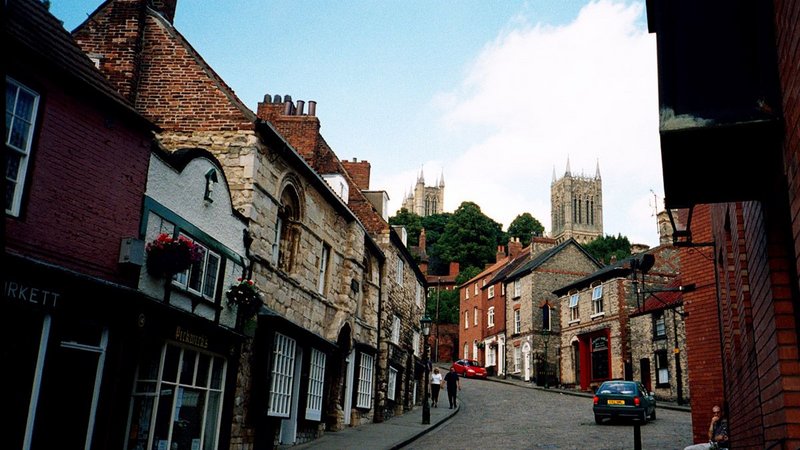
607;399;625;405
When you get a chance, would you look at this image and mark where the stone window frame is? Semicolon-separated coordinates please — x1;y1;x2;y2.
5;76;39;217
274;179;304;273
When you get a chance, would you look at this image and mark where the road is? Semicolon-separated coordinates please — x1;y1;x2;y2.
405;376;694;450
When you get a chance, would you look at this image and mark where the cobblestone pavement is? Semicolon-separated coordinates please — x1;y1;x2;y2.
404;375;693;450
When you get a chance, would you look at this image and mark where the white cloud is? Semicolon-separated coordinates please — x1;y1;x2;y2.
385;0;664;247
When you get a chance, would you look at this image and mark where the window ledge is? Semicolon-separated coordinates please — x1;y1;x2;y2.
568;319;581;325
590;312;605;320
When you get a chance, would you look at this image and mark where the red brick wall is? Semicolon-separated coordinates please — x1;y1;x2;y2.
4;75;150;284
680;204;725;444
73;1;254;132
430;323;458;363
341;159;371;191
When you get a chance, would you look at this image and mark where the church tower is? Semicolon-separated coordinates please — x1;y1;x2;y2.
400;168;444;216
550;158;603;244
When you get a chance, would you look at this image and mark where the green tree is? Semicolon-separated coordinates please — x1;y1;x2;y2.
426;288;460;324
432;202;504;274
420;212;451;274
388;208;422;246
507;213;545;247
584;234;632;265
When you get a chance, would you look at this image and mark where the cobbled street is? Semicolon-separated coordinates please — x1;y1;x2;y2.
405;376;693;450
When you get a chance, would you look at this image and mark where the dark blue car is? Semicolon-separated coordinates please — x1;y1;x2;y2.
593;380;656;424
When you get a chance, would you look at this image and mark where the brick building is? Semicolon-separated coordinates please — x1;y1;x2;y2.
648;1;799;447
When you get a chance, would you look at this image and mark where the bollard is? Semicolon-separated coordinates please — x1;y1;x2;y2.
633;424;642;450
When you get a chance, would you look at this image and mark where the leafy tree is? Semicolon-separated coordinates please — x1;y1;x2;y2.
420;213;451;274
388;208;422;246
584;234;632;265
432;202;504;274
507;213;545;247
455;266;482;286
426;288;460;324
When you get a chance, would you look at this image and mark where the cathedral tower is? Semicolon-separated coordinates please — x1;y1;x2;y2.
400;168;444;216
550;158;603;244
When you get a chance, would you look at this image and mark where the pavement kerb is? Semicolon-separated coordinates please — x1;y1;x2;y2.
388;403;460;450
484;375;692;413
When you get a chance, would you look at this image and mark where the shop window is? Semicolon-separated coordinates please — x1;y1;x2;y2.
387;367;398;401
269;333;297;417
126;342;227;450
305;348;326;421
356;353;374;409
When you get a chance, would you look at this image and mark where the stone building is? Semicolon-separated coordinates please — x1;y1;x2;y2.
629;278;689;404
502;238;603;385
554;244;680;392
69;1;423;447
648;1;800;447
550;159;603;244
400;169;445;217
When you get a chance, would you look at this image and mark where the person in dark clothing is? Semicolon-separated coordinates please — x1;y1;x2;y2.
443;367;461;409
684;405;729;449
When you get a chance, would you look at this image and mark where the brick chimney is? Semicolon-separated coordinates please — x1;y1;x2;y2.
496;245;506;263
449;262;460;277
508;238;523;258
151;0;177;23
341;158;371;190
530;236;557;255
257;94;321;162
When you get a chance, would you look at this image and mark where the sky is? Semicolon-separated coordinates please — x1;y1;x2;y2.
51;0;665;248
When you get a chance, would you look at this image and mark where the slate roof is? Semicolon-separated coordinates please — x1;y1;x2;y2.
505;238;603;283
482;246;532;288
630;278;684;317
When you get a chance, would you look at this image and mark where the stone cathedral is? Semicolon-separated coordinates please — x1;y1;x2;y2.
551;159;603;244
401;169;444;217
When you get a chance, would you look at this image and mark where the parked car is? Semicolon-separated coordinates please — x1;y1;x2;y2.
451;359;488;379
592;380;656;424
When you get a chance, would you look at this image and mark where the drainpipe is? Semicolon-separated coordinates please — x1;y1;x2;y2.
373;256;385;423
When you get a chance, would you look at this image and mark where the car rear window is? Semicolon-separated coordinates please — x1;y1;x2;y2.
598;382;635;395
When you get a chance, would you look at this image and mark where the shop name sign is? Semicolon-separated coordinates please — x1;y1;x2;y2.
175;326;209;349
5;280;61;308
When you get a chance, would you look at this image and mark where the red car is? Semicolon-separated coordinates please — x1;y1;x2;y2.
451;359;488;379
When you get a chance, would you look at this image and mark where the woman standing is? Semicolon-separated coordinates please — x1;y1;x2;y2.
430;368;443;407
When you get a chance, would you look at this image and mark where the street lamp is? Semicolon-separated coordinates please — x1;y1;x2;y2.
420;315;432;425
542;329;551;389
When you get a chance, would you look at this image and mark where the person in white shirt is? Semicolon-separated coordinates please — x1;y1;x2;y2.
430;368;443;408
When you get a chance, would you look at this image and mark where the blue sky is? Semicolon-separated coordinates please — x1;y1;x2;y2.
51;0;664;247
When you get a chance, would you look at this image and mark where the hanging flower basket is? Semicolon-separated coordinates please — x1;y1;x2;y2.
146;233;203;277
489;342;498;349
226;278;262;317
476;341;485;350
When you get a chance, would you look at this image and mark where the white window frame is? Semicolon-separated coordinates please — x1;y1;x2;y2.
464;311;469;329
487;346;496;366
305;348;326;421
591;284;604;316
501;283;506;296
569;293;580;322
269;333;296;417
654;313;667;338
387;367;398;401
465;288;469;299
488;285;495;299
488;306;495;327
317;244;330;294
513;280;521;298
415;282;422;307
356;353;374;409
514;309;521;334
413;331;420;357
473;307;478;325
474;283;479;295
513;347;521;373
5;77;40;217
391;315;401;345
543;304;551;331
463;343;468;359
173;233;221;301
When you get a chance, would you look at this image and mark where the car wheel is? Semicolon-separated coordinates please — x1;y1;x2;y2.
650;409;656;420
639;410;648;424
594;414;603;425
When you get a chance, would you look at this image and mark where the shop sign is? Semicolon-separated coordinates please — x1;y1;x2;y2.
175;325;209;349
4;279;61;308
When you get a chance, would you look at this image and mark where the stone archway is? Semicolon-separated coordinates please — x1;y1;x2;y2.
326;324;351;431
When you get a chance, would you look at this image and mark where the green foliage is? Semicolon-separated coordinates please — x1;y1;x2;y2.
507;213;545;247
431;202;505;273
455;266;482;286
426;288;460;324
584;234;632;265
389;208;422;246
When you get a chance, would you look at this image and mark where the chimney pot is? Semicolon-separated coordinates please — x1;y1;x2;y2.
296;100;305;115
283;101;292;115
308;100;317;116
263;94;272;103
273;94;282;104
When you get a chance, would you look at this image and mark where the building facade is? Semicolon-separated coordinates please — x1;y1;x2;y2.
550;159;603;244
648;0;799;447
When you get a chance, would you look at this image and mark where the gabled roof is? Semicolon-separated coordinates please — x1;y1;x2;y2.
552;255;635;296
463;256;512;287
505;238;602;283
482;246;532;287
6;0;153;128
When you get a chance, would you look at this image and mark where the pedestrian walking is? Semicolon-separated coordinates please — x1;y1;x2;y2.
444;366;461;409
431;368;443;407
